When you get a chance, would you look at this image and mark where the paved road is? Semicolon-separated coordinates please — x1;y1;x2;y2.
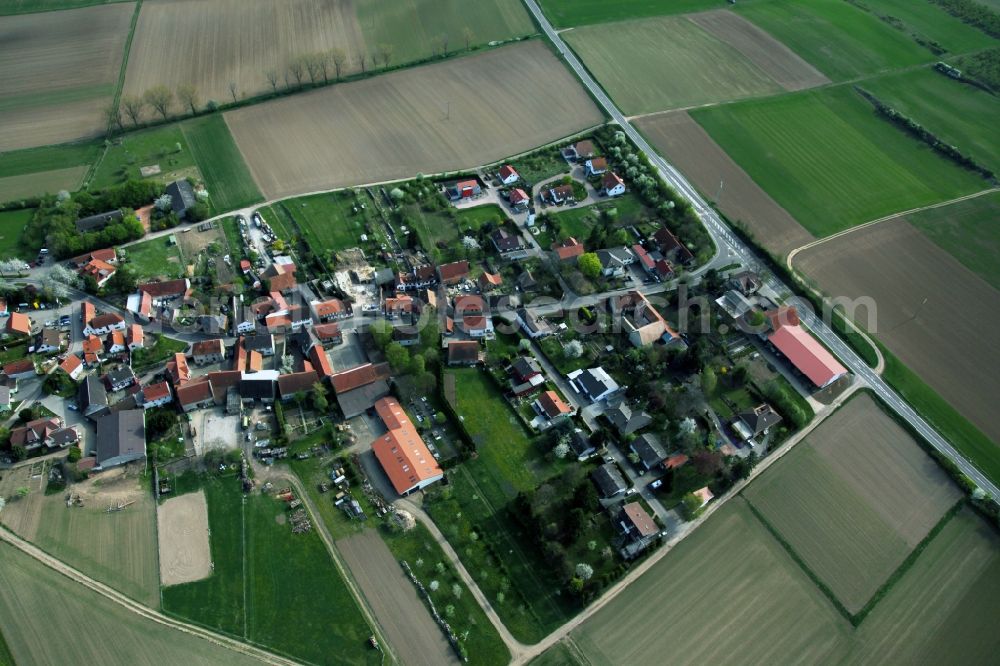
521;0;999;501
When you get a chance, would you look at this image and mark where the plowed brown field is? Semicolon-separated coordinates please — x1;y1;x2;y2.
225;41;603;198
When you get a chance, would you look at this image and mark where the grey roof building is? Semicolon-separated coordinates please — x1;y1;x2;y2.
605;401;652;436
630;433;667;470
75;209;123;233
569;429;597;461
733;404;782;440
568;367;619;403
96;410;146;469
591;462;628;498
165;179;197;219
79;374;109;421
336;380;390;419
243;333;275;356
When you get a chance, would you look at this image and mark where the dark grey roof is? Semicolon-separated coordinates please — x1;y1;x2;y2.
606;402;651;435
105;366;135;387
287;328;314;353
738;404;782;437
96;410;145;465
511;356;541;380
239;377;276;401
335;379;390;418
597;247;634;269
243;334;274;353
591;463;627;498
631;433;666;468
165;179;197;216
517;270;537;290
570;430;595;458
49;428;79;447
79;374;109;419
576;368;616;399
75;209;123;233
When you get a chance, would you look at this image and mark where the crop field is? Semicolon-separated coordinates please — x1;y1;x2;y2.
162;475;379;666
733;0;933;81
573;499;851;664
537;0;738;27
0;544;258;666
743;394;960;613
636;111;812;256
0;141;100;202
795;218;1000;475
906;190;1000;290
122;236;184;280
337;531;459;666
0;166;88;204
863;68;1000;174
355;0;534;65
179;115;263;210
692;86;984;237
0;0;130;14
0;209;32;258
862;0;997;54
571;498;1000;664
564;16;784;115
225;41;603;199
0;3;133;151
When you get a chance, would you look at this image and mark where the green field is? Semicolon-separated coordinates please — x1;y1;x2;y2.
906;191;1000;290
356;0;535;65
0;543;258;666
863;0;998;54
0;142;99;203
863;68;1000;174
692;86;984;236
735;0;933;80
90;124;199;190
541;193;649;248
162;475;378;665
122;236;184;280
270;190;369;253
408;203;504;264
0;0;130;14
182;116;263;211
564;16;782;114
538;0;741;27
0;166;89;204
0;209;32;259
528;641;584;666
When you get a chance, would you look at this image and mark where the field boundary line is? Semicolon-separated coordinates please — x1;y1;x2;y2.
0;525;302;666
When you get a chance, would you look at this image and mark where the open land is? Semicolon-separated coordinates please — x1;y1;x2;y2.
0;209;33;259
0;166;88;204
742;394;961;612
0;0;131;14
179;115;263;211
0;543;258;666
158;490;212;587
123;235;184;280
862;0;998;54
733;0;933;81
123;0;367;109
90;124;199;189
537;0;737;28
0;3;133;151
863;68;1000;174
691;86;984;237
0;464;160;607
564;16;783;115
635;110;813;256
687;10;830;91
796;218;1000;472
338;530;459;666
225;41;604;199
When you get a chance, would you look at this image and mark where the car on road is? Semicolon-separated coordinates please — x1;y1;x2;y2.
648;478;663;491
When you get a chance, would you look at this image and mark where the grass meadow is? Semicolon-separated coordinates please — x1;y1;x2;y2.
408;203;504;264
564;16;782;114
180;115;263;211
272;190;371;253
0;0;130;14
862;0;997;55
692;85;984;237
162;474;378;665
0;141;98;203
906;191;1000;291
0;209;32;259
537;0;740;27
122;236;184;280
90;124;198;189
735;0;933;80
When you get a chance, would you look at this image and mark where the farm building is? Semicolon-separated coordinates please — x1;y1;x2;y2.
765;307;847;389
165;179;197;219
95;409;146;469
2;359;35;381
437;260;470;286
331;363;391;418
370;396;443;496
75;210;122;233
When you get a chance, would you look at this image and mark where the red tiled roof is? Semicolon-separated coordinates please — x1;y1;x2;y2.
768;323;847;388
59;354;82;375
479;272;502;288
3;359;34;376
447;340;480;364
602;172;624;190
313;323;341;340
766;306;800;331
72;248;117;265
138;279;189;298
588;156;608;171
633;244;654;269
499;164;518;180
166;352;190;384
127;324;143;346
622;502;658;537
246;351;263;373
176;378;212;405
82;302;95;325
6;312;31;336
331;362;389;393
309;345;334;378
437;260;470;283
663;453;688;470
142;381;171;402
207;370;241;390
552;236;584;260
89;313;123;329
82;335;103;354
509;188;529;205
537;390;571;419
313;299;345;318
371;397;442;495
278;370;319;398
192;339;225;357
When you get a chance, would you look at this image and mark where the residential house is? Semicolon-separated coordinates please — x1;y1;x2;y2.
243;334;275;357
765;307;848;389
311;298;348;322
605;401;652;436
552;237;584;262
75;209;122;233
385;294;415;319
192;339;225;366
437;261;470;286
453;294;485;318
509;188;530;209
126;290;153;320
517;269;538;293
176;377;215;412
730;270;763;297
70;248;117;268
692;486;714;508
568;367;619;403
330;362;391;418
371;397;444;495
569;429;598;461
460;315;494;338
2;359;35;381
82;335;103;366
261;263;297;293
277;370;319;402
591;463;628;498
585;157;608;176
166;352;190;385
715;290;755;321
447;340;482;366
313;323;343;347
542;184;575;205
78;258;116;288
139;381;173;409
5;312;31;337
104;330;126;354
240;259;253;275
239;371;279;404
653;227;695;266
516;307;554;339
533;390;573;425
602;172;625;197
165;179;197;219
510;356;545;396
617;502;658;542
564;140;595;161
84;312;126;337
597;247;635;278
498;165;519;185
732;404;782;442
59;354;84;381
126;324;144;350
104;365;136;392
490;228;528;258
396;264;438;292
614;290;683;348
78;374;110;421
10;417;78;452
447;179;481;200
95;410;146;468
33;328;63;354
138;278;191;301
630;433;667;470
392;327;421;347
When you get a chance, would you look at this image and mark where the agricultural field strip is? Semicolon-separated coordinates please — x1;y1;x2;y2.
0;526;301;666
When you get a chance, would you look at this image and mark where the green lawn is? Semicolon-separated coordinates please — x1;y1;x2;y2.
408;203;504;264
545;194;648;245
863;68;1000;174
272;190;369;253
0;209;33;259
89;124;198;190
0;0;130;14
565;16;783;114
0;142;99;180
735;0;934;81
863;0;998;54
692;86;984;237
356;0;535;65
528;641;584;666
121;236;184;280
181;115;263;211
906;191;1000;291
162;474;379;666
130;334;188;372
538;0;744;27
509;145;571;186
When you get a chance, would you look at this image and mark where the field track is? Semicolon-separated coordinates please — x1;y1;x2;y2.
225;41;603;199
338;530;459;666
0;2;133;150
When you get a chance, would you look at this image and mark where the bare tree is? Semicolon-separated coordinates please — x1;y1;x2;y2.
105;103;123;132
144;86;173;120
288;58;305;86
176;84;199;114
463;26;474;50
330;48;347;79
440;33;449;55
357;52;367;73
316;52;331;83
378;43;393;68
121;95;145;126
228;81;238;103
265;69;280;93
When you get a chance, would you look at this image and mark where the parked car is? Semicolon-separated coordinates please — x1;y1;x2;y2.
648;478;664;491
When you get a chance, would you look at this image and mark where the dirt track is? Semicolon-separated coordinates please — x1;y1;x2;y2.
796;217;1000;445
636;111;814;257
157;490;212;586
338;531;459;666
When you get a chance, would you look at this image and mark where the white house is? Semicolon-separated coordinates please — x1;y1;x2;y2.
597;247;635;278
499;164;519;185
84;312;126;337
585;157;608;176
568;367;620;403
602;172;626;197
